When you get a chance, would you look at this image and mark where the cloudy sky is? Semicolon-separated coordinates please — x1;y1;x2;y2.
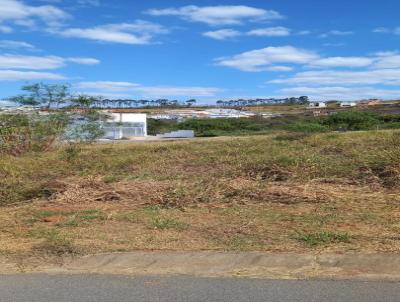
0;0;399;103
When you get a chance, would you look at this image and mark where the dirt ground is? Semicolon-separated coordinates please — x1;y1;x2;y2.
1;131;400;263
1;177;399;261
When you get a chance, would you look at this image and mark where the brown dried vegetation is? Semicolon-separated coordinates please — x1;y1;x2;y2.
1;130;400;260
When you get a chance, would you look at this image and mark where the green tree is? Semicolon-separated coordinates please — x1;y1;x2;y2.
70;95;97;109
8;83;70;108
3;84;107;156
186;99;197;107
298;96;310;105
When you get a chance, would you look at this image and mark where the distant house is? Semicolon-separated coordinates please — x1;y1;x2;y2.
307;102;327;109
357;99;382;107
149;108;257;120
340;101;357;108
148;113;179;120
205;108;256;118
102;111;147;139
312;110;330;117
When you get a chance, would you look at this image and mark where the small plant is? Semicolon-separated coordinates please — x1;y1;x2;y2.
228;235;255;251
115;212;140;223
78;209;106;221
284;122;328;133
151;217;188;231
274;132;309;141
298;231;352;247
103;175;119;183
28;228;79;256
140;205;160;219
61;144;82;162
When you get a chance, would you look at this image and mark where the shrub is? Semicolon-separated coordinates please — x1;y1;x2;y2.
0;111;106;157
147;119;176;135
65;121;104;142
175;118;271;136
323;111;382;131
0;113;68;156
298;231;352;247
383;114;400;123
284;122;329;133
381;122;400;130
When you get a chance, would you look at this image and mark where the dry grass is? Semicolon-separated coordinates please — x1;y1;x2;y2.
1;130;400;260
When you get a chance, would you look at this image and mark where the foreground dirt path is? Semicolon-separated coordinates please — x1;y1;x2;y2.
2;252;400;281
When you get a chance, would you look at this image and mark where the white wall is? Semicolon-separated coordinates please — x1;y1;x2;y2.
308;102;327;108
106;112;147;137
107;113;147;124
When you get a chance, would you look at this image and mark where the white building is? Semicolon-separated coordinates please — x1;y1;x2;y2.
150;108;257;120
205;108;256;118
307;102;327;109
103;112;147;139
340;101;357;108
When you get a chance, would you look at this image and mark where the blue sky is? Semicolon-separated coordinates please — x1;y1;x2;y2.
0;0;400;104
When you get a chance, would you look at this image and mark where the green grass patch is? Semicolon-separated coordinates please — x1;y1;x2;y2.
151;217;188;231
298;231;352;247
78;209;106;221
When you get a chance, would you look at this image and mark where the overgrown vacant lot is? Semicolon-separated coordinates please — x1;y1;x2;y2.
1;130;400;260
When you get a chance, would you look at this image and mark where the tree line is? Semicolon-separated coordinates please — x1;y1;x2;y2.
216;96;309;107
6;83;309;109
7;83;198;109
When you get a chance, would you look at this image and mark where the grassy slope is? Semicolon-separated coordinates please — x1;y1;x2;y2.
0;130;399;258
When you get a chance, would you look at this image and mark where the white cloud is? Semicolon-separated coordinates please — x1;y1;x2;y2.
203;26;291;40
270;69;400;86
310;57;373;68
247;27;290;37
0;0;69;29
136;86;223;97
0;69;65;80
373;27;400;35
0;54;64;69
329;30;354;35
77;81;223;97
373;27;390;33
279;86;400;100
297;30;312;35
78;81;140;91
59;20;168;44
77;0;100;7
0;40;35;50
82;92;132;99
319;30;354;38
373;52;400;69
0;54;100;69
266;66;293;72
66;57;100;65
0;25;13;33
216;45;400;71
202;29;241;40
145;5;283;26
323;42;345;47
215;46;319;71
